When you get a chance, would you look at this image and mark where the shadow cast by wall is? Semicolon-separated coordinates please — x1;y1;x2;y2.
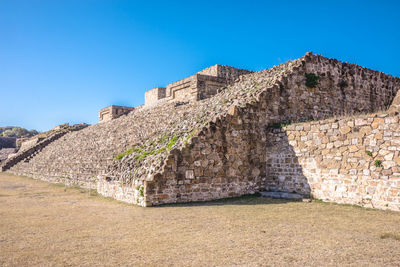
264;128;311;197
151;194;302;208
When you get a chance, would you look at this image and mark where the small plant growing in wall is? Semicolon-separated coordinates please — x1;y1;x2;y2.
139;185;144;197
338;80;348;88
365;150;373;157
269;121;291;129
305;73;320;88
374;160;382;168
167;135;178;151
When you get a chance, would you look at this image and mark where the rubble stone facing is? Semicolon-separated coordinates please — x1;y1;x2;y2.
101;53;400;208
0;137;17;149
5;52;400;210
0;148;16;162
267;112;400;211
1;124;88;172
145;87;166;107
143;64;253;106
99;105;135;122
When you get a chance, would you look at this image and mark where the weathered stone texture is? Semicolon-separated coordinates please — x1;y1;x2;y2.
267;112;400;211
0;137;16;149
144;87;166;106
104;52;400;208
143;64;253;107
99;105;134;122
0;148;16;162
1;123;88;172
5;52;400;210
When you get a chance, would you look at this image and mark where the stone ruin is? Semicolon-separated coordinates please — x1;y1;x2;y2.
0;137;17;162
98;64;252;121
3;52;400;211
99;105;135;122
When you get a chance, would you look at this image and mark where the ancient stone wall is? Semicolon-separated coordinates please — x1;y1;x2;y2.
6;53;400;210
197;65;252;82
143;65;253;107
0;137;16;149
196;74;228;100
99;105;134;122
0;148;16;162
19;138;41;151
7;101;193;191
1;124;88;172
142;53;400;207
166;75;197;102
144;87;166;106
0;137;17;163
265;112;400;210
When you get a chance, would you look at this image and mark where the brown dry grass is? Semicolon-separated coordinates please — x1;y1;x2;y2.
0;173;399;267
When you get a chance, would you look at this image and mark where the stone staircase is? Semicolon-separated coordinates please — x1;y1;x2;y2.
2;124;88;172
7;101;199;187
5;52;400;207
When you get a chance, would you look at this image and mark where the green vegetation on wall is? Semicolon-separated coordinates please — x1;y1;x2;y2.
305;73;320;88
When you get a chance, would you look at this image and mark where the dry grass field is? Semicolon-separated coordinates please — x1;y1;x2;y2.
0;173;400;266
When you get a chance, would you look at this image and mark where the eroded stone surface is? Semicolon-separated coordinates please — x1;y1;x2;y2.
5;52;400;210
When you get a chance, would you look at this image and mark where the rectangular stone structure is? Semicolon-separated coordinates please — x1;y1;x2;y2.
144;64;253;106
144;87;166;106
99;105;134;122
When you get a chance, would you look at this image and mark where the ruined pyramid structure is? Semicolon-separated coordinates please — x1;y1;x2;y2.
3;52;400;210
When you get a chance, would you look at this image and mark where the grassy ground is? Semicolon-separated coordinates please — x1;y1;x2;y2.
0;173;399;266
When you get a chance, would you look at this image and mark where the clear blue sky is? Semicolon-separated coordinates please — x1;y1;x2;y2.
1;0;399;131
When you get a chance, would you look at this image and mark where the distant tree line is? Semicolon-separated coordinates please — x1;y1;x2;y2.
0;127;39;138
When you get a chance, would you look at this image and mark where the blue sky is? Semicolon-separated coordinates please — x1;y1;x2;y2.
1;0;399;131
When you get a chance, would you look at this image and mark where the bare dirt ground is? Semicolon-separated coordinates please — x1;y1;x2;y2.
0;173;400;266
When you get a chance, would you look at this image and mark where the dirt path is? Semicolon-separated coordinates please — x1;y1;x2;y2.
0;173;399;266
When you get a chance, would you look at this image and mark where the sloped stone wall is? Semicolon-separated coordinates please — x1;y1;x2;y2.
0;148;16;162
144;87;166;106
141;53;400;206
1;124;88;172
266;112;400;211
6;53;400;209
7;101;195;188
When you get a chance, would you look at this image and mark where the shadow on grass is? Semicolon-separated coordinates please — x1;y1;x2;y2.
151;193;303;208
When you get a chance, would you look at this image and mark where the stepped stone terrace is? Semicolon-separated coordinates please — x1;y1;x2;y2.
98;64;253;122
3;52;400;210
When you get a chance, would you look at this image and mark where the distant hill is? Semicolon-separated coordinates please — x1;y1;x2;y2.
0;127;39;138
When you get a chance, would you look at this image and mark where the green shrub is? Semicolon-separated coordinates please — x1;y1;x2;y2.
139;186;144;197
167;135;178;150
115;145;146;160
305;73;320;88
374;160;382;167
338;80;348;88
366;150;373;157
269;121;291;129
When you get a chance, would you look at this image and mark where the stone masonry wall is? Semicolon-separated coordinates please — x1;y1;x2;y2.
99;105;134;122
265;112;400;211
8;100;197;193
196;74;230;100
166;75;197;102
155;65;253;105
1;124;88;172
197;65;252;82
137;53;400;206
144;87;166;106
0;137;17;149
0;148;16;162
7;53;400;209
